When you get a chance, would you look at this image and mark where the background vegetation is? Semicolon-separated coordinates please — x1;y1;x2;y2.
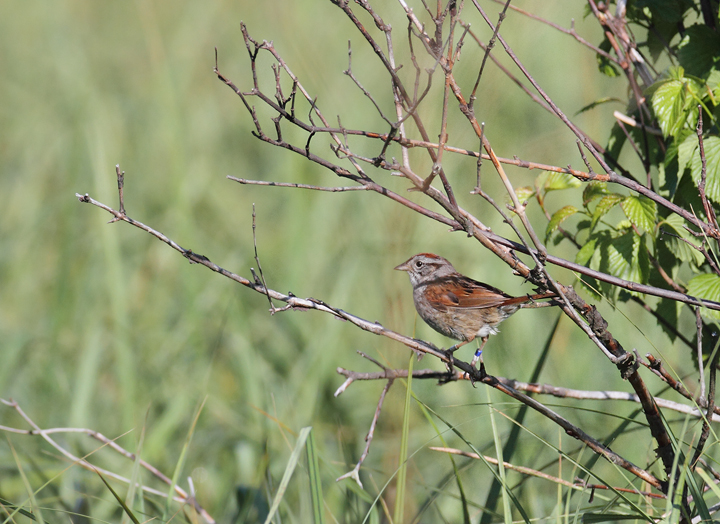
1;1;714;523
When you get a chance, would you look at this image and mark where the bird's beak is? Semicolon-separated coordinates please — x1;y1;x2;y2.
394;262;410;272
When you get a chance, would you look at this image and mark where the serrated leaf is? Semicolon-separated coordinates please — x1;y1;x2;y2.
591;193;623;229
576;235;604;299
615;219;634;230
621;195;657;233
690;136;720;203
660;213;705;266
646;12;681;62
514;186;535;203
598;56;620;77
708;69;720;102
575;236;598;266
545;205;578;240
677;132;698;174
677;24;720;78
576;219;591;232
606;122;627;162
655;298;683;342
582;181;609;206
651;67;702;139
577;230;650;299
543;171;581;192
687;274;720;321
602;230;650;290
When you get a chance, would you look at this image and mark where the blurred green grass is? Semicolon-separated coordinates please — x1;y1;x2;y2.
0;1;701;522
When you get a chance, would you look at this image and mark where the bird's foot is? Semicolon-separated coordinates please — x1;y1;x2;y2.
466;349;487;385
442;347;457;376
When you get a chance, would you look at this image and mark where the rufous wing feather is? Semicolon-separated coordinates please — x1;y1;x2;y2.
423;275;514;310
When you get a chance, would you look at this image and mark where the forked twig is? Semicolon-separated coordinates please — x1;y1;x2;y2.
336;357;394;488
430;447;665;499
251;203;276;314
0;398;215;524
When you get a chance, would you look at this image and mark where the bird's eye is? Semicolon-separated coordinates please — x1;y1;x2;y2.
414;260;423;268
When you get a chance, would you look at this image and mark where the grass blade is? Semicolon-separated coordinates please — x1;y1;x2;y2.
306;427;325;524
393;352;414;524
413;395;471;523
486;388;512;524
7;437;45;524
121;408;148;524
164;397;207;520
92;467;141;524
263;426;312;524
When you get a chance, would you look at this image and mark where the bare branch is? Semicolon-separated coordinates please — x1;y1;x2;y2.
431;447;664;499
0;398;215;524
336;374;394;487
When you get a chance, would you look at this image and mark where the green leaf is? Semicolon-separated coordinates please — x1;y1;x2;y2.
606;122;627;162
651;67;702;138
660;213;705;266
677;24;720;78
514;186;535;203
677;132;698;174
543;171;581;192
545;205;578;240
575;236;598;266
687;273;720;321
621;195;657;233
577;230;650;298
591;193;623;229
602;230;650;292
708;69;720;102
576;219;591;231
576;232;607;297
597;37;620;77
582;181;608;206
654;298;683;342
644;7;681;62
690;136;720;203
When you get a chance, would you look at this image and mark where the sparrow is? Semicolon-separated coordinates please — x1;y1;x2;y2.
395;253;555;368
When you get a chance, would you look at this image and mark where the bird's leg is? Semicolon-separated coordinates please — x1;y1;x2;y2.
470;336;488;369
444;338;471;359
443;338;472;376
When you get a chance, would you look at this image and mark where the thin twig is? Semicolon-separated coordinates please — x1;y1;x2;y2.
430;447;664;499
75;192;446;360
696;107;720;232
697;308;706;399
115;165;126;216
336;367;720;421
228;177;367;192
0;398;215;524
691;346;720;467
251;203;276;314
336;377;394;488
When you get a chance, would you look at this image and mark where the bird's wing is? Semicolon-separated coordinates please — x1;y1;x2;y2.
423;276;516;310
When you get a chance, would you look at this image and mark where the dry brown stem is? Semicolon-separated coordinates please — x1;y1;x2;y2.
0;398;215;524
